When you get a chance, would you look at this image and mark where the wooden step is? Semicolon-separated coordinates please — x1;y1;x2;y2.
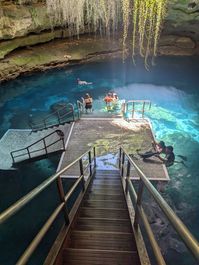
70;231;137;251
96;170;120;175
79;207;129;219
76;218;132;233
82;200;127;209
92;179;121;185
85;193;125;201
89;188;123;195
91;184;122;191
95;174;120;179
63;248;140;265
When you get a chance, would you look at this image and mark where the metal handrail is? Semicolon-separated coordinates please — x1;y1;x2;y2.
1;147;95;224
119;146;199;264
125;100;151;118
29;103;75;131
10;130;65;164
77;99;85;117
0;147;96;265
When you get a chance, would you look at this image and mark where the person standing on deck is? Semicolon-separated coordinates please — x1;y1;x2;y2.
83;93;93;113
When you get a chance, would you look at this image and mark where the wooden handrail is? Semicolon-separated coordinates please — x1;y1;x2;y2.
1;147;94;224
0;147;96;265
119;146;199;264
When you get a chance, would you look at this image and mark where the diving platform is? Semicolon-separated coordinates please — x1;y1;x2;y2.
0;124;71;169
58;117;169;181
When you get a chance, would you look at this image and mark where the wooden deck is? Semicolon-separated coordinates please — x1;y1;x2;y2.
58;118;169;181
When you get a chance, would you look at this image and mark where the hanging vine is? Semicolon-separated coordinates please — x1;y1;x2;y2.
122;0;130;57
46;0;168;67
132;0;168;67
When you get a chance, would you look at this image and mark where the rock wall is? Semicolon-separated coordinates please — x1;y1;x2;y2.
0;0;198;82
0;1;199;57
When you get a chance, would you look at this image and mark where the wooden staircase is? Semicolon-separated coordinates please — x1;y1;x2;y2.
58;169;141;265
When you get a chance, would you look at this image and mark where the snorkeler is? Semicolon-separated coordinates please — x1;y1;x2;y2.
77;78;93;85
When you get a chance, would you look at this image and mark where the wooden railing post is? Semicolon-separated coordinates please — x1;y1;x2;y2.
79;158;85;191
88;151;92;177
93;147;96;168
121;151;125;178
119;147;122;169
125;160;131;194
134;181;144;228
56;176;70;224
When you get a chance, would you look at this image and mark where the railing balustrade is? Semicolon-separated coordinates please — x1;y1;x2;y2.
29;103;75;131
119;146;199;265
1;147;96;265
10;130;65;165
125;100;151;118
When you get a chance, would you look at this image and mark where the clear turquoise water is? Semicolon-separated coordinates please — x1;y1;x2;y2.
0;56;199;264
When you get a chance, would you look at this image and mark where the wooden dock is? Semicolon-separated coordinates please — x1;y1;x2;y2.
58;118;169;181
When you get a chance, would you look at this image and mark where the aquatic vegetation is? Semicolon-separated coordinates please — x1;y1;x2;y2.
46;0;168;65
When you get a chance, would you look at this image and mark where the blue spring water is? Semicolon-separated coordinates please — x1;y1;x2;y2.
0;56;199;264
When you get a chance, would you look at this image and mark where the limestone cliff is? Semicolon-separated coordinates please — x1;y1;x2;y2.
0;0;199;58
0;0;198;83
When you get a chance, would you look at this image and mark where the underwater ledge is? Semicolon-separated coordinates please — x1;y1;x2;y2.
0;34;198;84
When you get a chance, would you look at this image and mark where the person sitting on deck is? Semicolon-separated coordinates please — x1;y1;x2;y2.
135;140;166;159
156;145;175;167
83;93;93;113
152;140;166;154
77;78;93;85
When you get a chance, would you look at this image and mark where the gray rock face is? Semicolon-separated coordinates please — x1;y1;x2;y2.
0;1;199;41
0;2;61;40
166;0;199;39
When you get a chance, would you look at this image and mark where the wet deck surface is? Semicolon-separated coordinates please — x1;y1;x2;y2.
58;118;169;181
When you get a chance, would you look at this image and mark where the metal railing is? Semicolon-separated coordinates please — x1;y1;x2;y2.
10;130;65;165
0;147;96;265
125;100;151;118
119;146;199;265
77;99;85;117
29;103;75;132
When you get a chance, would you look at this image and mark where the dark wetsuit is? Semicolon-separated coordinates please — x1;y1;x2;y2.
165;152;175;167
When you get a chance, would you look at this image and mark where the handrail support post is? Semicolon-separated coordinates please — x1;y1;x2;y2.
56;177;70;224
121;151;125;178
79;158;85;191
88;151;92;177
134;181;144;228
125;160;131;194
93;147;96;168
